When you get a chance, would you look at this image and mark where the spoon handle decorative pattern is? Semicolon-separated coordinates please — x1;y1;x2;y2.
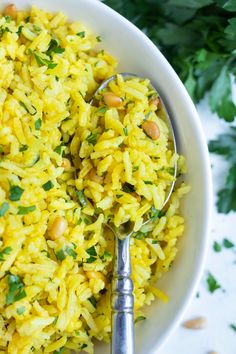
111;235;134;354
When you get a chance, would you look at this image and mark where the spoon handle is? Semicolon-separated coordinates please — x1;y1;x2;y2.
111;235;134;354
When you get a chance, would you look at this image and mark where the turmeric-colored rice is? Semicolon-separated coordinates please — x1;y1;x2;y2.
0;6;190;354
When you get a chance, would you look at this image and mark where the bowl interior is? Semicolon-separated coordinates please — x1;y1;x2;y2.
0;0;212;353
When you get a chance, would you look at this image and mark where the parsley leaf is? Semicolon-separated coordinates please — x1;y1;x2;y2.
230;323;236;332
16;306;26;315
0;202;9;217
42;180;54;191
77;31;85;38
0;247;12;261
9;185;24;201
135;316;146;324
17;205;36;215
76;190;87;207
34;53;57;69
206;272;221;293
209;127;236;213
46;39;65;57
34;118;42;130
6;274;26;305
213;241;221;252
223;238;234;248
86;132;98;145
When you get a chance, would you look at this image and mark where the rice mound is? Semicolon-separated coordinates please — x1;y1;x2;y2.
0;6;190;354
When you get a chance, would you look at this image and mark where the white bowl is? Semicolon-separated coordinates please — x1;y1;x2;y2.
2;0;212;352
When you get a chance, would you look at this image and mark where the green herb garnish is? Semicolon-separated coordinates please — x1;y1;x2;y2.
132;166;139;172
97;106;107;114
55;249;66;261
42;180;54;191
6;274;26;305
9;185;24;201
65;246;77;259
144;181;153;185
207;272;221;293
135;316;146;324
86;246;97;263
123;127;128;136
0;202;9;217
96;35;102;42
16;306;26;315
17;205;36;215
209;127;236;213
4;16;12;23
34;53;57;69
230;323;236;332
56;246;77;261
88;296;97;308
213;241;222;253
54;347;64;354
0;247;12;261
76;190;87;207
122;183;135;193
101;251;112;261
34;118;42;130
77;31;85;38
223;238;234;248
19;144;28;152
86;132;98;145
46;39;65;57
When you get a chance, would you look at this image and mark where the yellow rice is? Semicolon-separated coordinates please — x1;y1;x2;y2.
0;6;190;354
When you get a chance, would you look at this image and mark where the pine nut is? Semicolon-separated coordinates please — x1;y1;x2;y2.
49;216;67;240
182;316;207;330
142;121;160;140
103;92;122;108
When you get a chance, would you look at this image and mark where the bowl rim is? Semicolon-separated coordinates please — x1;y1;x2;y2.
0;0;213;352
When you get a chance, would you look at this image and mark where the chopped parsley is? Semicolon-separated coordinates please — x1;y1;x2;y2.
46;39;65;57
123;127;128;136
134;231;148;240
76;190;87;207
132;166;139;172
166;167;175;176
0;202;9;217
54;347;64;354
80;344;87;350
149;206;165;222
223;238;234;249
213;241;222;253
34;118;42;130
6;274;26;305
96;35;102;42
86;132;98;145
42;180;54;191
0;247;12;261
54;143;65;155
17;205;36;215
101;251;112;261
122;183;135;193
55;246;77;261
86;246;97;263
9;185;24;201
76;31;85;38
135;316;146;324
207;272;221;293
34;53;57;69
4;16;12;23
88;296;97;308
19;144;28;152
17;25;24;35
230;324;236;332
16;306;26;315
144;181;153;185
97;106;107;114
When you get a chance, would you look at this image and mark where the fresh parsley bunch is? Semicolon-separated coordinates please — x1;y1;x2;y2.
103;0;236;213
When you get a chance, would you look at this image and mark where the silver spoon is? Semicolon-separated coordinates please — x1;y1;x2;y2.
91;73;177;354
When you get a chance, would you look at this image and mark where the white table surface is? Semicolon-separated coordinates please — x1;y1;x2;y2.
159;97;236;354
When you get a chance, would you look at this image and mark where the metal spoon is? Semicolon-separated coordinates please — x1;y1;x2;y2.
91;73;177;354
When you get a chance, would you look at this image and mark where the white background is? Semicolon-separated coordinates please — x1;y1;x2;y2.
159;97;236;354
